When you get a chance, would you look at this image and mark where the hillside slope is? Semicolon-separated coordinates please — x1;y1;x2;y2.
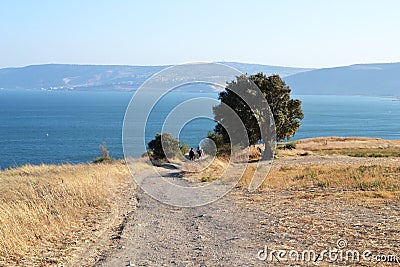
0;63;310;91
285;63;400;96
0;64;165;91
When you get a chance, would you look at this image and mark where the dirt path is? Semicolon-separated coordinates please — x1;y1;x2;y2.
96;166;268;266
94;157;400;266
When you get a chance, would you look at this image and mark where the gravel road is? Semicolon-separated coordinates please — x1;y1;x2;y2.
94;156;400;266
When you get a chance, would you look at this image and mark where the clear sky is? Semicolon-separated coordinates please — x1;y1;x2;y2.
1;0;400;68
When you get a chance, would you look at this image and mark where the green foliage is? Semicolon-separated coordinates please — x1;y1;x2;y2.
251;73;304;141
148;133;181;160
285;142;297;150
278;141;297;150
206;131;231;156
213;73;304;143
180;143;189;156
201;176;210;182
201;174;215;183
93;142;112;163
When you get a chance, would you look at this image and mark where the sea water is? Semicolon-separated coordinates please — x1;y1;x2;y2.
0;89;399;169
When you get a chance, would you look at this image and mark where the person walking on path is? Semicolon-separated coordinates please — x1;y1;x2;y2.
196;146;203;160
189;148;195;161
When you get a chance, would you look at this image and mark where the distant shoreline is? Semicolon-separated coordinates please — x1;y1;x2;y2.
1;88;399;98
1;62;400;95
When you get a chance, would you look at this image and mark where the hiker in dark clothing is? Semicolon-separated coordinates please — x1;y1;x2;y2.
196;146;203;160
189;148;195;161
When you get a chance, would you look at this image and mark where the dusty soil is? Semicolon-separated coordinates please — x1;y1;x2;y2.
69;138;400;267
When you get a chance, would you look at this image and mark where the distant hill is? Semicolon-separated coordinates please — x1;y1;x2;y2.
1;62;399;95
285;63;400;96
218;62;313;78
0;63;311;92
0;64;165;91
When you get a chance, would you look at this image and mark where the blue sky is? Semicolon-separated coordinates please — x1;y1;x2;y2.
1;0;400;68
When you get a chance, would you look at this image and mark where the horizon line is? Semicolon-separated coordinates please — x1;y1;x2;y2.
1;60;400;70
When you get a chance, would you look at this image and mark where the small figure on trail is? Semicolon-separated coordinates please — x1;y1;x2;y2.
196;146;203;160
189;148;195;161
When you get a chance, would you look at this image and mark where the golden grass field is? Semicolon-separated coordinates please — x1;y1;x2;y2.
0;137;399;266
286;136;400;157
0;159;149;266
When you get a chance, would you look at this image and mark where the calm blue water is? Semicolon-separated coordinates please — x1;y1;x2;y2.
293;95;400;140
0;90;399;169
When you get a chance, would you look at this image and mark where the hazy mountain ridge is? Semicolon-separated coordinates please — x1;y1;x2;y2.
0;63;310;92
285;62;400;96
217;62;313;77
0;62;399;96
0;64;166;91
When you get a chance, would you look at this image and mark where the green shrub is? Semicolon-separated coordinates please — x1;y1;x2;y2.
201;175;214;182
284;142;296;150
93;142;112;163
207;131;231;156
148;133;181;160
180;143;189;156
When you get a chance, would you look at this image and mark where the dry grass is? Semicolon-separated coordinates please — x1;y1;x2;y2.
185;137;400;200
277;137;400;158
0;159;149;266
296;137;400;156
316;147;400;157
180;157;229;183
187;137;400;202
261;164;400;193
249;137;400;200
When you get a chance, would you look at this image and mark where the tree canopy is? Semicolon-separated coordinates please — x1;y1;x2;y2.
147;132;189;161
213;73;304;145
148;133;180;159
